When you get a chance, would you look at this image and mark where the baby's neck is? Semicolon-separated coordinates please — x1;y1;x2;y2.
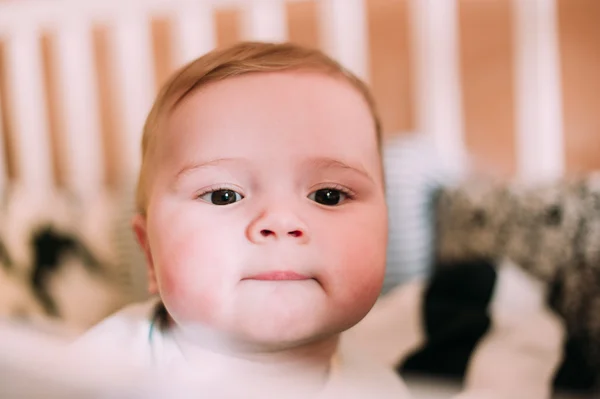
170;327;338;397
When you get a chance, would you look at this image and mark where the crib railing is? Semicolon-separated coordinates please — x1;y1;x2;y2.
0;0;564;199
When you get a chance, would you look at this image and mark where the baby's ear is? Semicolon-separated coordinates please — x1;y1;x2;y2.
131;214;158;295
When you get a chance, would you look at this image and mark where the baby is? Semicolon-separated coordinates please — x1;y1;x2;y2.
75;41;410;398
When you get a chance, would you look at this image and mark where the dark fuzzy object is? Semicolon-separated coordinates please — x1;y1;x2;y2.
30;226;102;316
400;259;496;378
435;176;600;391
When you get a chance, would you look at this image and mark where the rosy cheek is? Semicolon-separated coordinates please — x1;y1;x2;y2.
154;240;189;289
159;264;218;323
156;263;184;296
330;219;386;298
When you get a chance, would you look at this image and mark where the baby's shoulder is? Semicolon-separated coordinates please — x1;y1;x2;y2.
70;297;161;365
322;350;412;399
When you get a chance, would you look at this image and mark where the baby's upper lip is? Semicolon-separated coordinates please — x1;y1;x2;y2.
243;270;312;281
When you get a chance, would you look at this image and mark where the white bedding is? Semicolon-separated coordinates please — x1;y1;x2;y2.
0;319;593;399
341;261;577;399
404;375;593;399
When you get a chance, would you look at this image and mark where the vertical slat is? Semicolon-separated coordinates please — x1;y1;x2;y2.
318;0;369;82
215;6;242;48
367;0;413;134
171;1;217;67
53;19;104;197
106;13;156;184
513;0;564;182
4;28;53;190
408;0;466;175
241;0;288;43
459;1;516;177
0;86;7;193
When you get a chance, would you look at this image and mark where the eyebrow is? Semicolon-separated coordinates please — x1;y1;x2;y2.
175;158;244;179
174;156;374;182
305;157;374;182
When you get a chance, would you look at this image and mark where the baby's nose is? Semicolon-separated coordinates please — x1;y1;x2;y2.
259;228;304;239
247;209;309;244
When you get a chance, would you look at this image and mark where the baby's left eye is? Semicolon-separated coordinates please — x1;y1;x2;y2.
308;189;348;206
199;189;244;205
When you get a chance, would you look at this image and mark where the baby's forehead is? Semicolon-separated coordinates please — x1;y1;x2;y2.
168;70;369;117
147;71;382;183
160;71;376;144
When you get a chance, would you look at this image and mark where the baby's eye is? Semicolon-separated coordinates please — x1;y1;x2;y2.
308;189;348;206
199;189;244;205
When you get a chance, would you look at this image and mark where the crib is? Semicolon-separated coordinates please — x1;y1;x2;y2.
0;1;591;398
0;0;569;201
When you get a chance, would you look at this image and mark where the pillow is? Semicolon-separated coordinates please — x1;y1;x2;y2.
381;133;464;294
0;184;138;333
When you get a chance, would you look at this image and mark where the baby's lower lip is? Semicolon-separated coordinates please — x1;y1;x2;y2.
244;271;311;281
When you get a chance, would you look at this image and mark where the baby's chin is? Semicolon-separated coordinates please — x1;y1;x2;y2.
167;279;378;352
197;281;350;349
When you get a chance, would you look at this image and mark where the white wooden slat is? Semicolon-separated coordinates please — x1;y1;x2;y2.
318;0;370;82
0;88;7;193
171;1;217;66
408;0;466;175
4;28;54;190
513;0;564;182
0;0;311;38
241;0;288;43
53;19;104;197
0;0;187;36
107;13;156;184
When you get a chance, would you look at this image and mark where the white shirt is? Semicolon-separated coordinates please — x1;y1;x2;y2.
74;297;412;399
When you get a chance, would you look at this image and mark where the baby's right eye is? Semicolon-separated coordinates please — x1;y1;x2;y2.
198;189;244;205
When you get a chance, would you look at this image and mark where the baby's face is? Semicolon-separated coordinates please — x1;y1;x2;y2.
138;72;386;349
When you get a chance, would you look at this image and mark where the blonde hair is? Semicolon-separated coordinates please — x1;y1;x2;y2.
136;41;382;214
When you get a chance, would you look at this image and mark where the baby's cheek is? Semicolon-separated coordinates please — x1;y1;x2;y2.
333;234;385;303
159;268;218;324
344;259;384;301
154;247;218;324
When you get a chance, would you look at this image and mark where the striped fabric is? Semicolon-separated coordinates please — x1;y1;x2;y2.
112;185;149;302
382;133;464;295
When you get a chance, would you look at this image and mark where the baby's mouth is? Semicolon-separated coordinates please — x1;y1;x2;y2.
242;271;312;281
